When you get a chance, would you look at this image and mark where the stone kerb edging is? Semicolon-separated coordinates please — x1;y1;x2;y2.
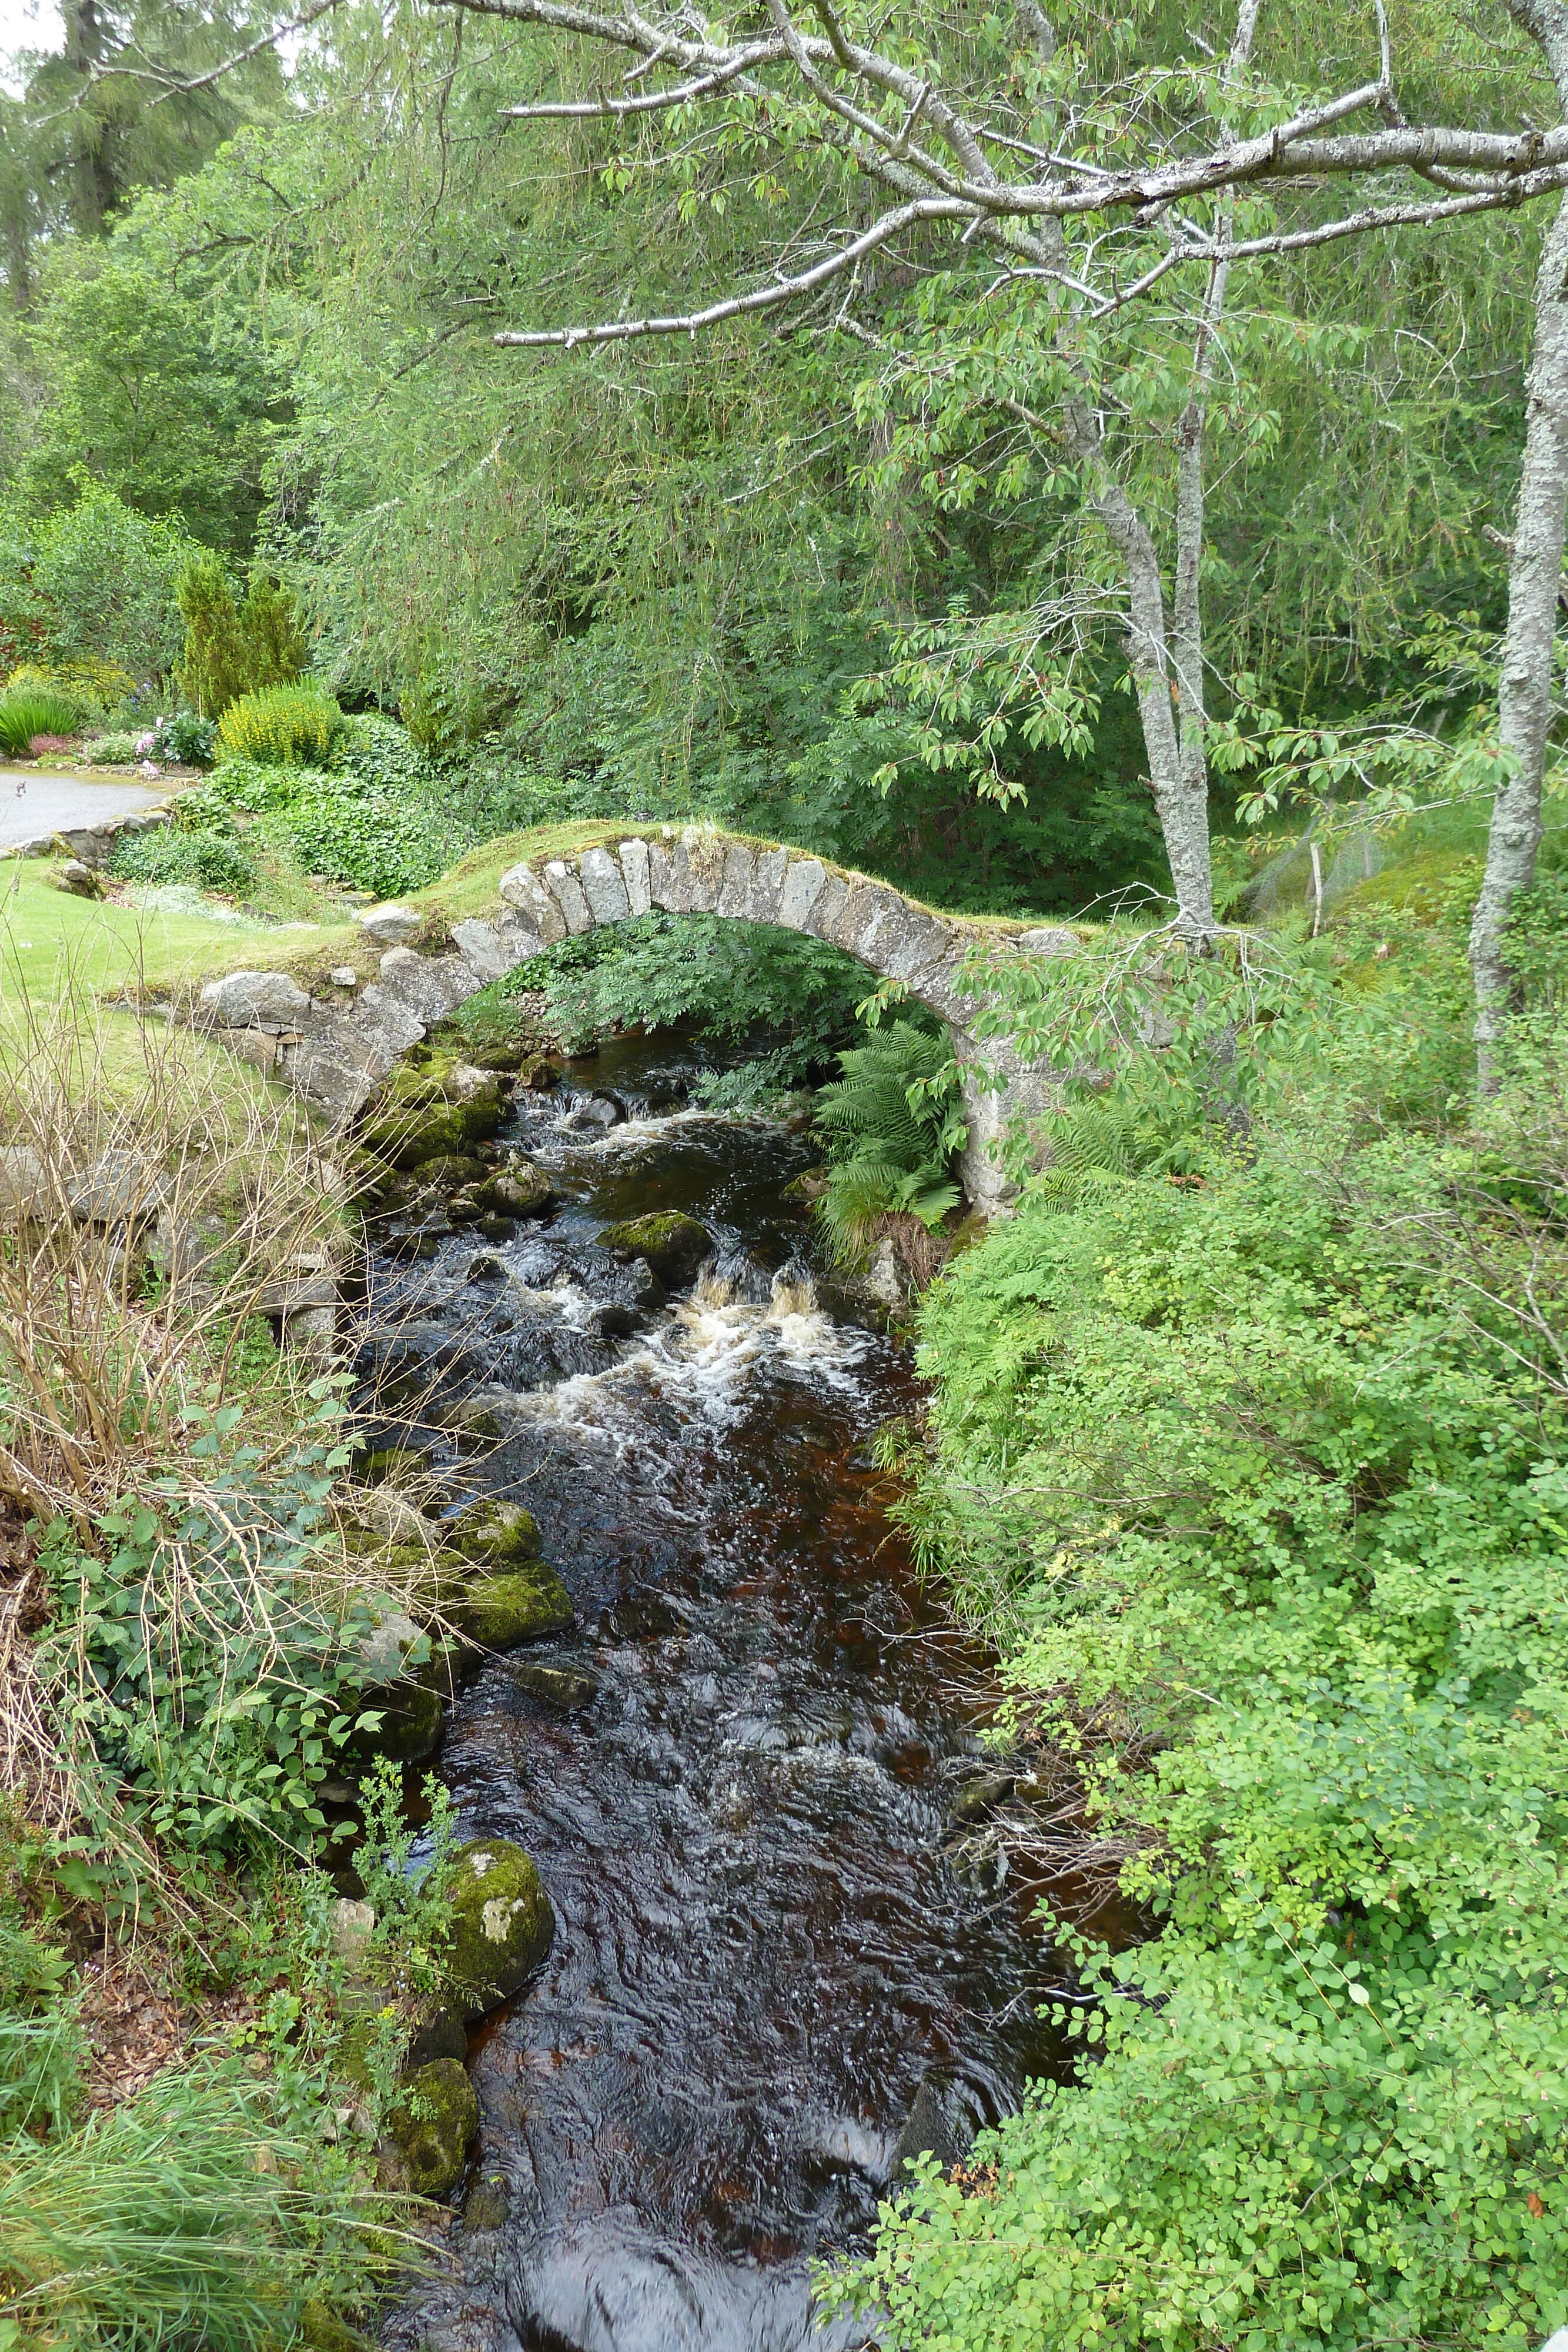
199;826;1080;1216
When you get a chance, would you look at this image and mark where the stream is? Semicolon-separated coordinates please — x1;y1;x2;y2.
360;1033;1061;2352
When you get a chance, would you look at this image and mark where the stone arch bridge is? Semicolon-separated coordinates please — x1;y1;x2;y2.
219;827;1078;1215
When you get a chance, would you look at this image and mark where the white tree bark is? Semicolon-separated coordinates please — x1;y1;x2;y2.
1472;1;1568;1081
1171;2;1260;851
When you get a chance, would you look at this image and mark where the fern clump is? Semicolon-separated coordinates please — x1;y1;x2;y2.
813;1021;965;1255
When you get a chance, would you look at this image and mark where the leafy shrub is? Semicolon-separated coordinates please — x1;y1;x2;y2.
216;684;343;769
0;688;81;754
149;708;218;766
38;1425;391;1854
82;730;143;764
111;821;255;896
812;1020;965;1248
7;658;140;727
0;1904;83;2141
0;488;190;679
502;910;864;1070
828;1046;1568;2349
178;555;306;719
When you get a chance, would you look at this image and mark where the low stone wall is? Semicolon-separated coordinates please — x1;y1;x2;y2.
8;804;171;868
195;824;1079;1215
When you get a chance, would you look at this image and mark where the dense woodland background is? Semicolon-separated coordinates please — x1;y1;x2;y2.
0;0;1544;914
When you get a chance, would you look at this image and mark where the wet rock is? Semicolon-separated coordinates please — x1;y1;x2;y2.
477;1211;516;1244
444;1836;554;2020
560;1094;622;1134
462;2170;512;2234
444;1497;542;1567
590;1302;640;1339
198;970;312;1027
352;1678;444;1767
361;1054;507;1169
357;1442;434;1488
429;1399;503;1448
626;1255;665;1310
414;1154;490;1195
472;1158;553;1218
946;1769;1015;1828
600;1211;711;1289
504;1658;600;1712
458;1563;574;1648
382;2057;479;2197
891;2070;985;2179
466;1253;504;1284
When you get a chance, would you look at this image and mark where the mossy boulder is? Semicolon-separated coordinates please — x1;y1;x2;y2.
470;1158;553;1219
444;1498;542;1567
414;1154;490;1195
362;1056;507;1170
457;1564;574;1649
383;2057;479;2197
444;1837;554;2020
600;1211;711;1288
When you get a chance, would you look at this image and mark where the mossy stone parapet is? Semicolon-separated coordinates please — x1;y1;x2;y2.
444;1836;554;2020
600;1210;711;1289
246;823;1084;1214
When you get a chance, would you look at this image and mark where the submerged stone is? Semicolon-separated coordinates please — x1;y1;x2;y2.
459;1563;574;1648
351;1678;443;1766
504;1658;600;1712
444;1836;554;2020
600;1211;711;1289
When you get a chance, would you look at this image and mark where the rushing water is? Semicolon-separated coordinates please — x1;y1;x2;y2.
362;1034;1059;2352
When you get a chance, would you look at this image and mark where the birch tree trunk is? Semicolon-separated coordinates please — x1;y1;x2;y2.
1473;0;1568;1084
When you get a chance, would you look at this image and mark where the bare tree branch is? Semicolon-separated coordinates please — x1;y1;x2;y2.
491;196;971;346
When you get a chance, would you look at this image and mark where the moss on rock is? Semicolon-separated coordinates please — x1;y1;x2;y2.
444;1498;542;1566
362;1056;507;1170
470;1158;553;1219
383;2057;479;2197
444;1837;554;2020
458;1564;574;1648
600;1211;711;1288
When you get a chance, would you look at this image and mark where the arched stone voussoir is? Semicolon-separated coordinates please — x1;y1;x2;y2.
254;823;1077;1214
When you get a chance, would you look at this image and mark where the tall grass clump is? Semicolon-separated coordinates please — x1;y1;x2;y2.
0;976;443;1862
0;688;81;756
